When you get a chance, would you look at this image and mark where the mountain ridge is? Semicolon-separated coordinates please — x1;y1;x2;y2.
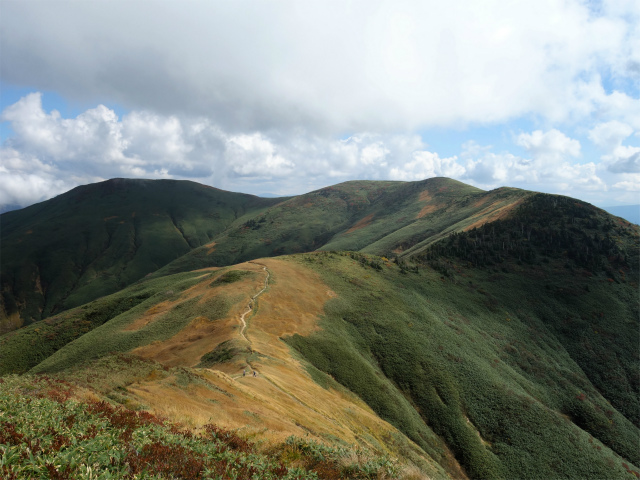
0;178;284;332
1;177;638;478
2;177;631;334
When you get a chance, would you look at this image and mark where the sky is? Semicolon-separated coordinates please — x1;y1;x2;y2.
1;0;639;209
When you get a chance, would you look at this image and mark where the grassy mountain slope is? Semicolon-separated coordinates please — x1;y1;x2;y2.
150;178;528;278
286;260;638;479
149;180;412;275
0;269;212;375
1;192;637;478
1;258;448;478
2;178;638;478
416;193;640;427
1;177;534;335
1;374;418;480
284;196;639;479
0;178;282;332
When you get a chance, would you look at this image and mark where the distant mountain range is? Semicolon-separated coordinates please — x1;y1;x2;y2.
0;203;22;214
602;205;640;225
1;177;638;479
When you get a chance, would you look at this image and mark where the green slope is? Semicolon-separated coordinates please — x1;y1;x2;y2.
1;192;638;479
0;269;212;375
286;255;638;478
283;196;639;479
0;178;282;332
148;179;409;276
0;176;532;334
1;374;403;480
151;177;528;278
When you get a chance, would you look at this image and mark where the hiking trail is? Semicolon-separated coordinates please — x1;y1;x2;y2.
227;262;337;422
238;262;270;344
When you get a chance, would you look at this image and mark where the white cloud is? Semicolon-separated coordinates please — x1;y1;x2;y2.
613;175;640;191
462;133;606;196
516;129;581;164
0;95;633;208
0;169;67;207
588;121;640;174
463;151;531;185
360;143;389;166
555;162;607;192
0;95;453;203
389;151;463;181
605;148;640;174
1;92;129;170
0;147;98;206
123;112;191;166
225;133;294;177
1;1;637;132
584;86;640;130
0;1;636;209
588;121;634;150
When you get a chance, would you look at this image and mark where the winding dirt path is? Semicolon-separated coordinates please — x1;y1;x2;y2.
238;263;270;344
233;264;333;420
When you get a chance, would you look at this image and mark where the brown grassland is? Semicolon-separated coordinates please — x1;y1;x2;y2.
114;259;438;469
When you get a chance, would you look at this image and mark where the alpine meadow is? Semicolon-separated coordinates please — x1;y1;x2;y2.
1;177;638;479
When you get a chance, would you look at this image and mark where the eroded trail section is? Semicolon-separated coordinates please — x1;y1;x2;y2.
239;263;270;344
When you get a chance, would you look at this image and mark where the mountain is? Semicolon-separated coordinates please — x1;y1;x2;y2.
150;178;531;277
2;176;526;333
1;179;638;478
0;178;283;333
0;258;450;479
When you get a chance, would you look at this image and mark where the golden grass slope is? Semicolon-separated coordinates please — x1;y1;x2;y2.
112;258;447;477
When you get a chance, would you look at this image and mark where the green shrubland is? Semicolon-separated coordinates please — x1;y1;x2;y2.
1;178;282;329
285;242;639;479
1;177;534;334
0;270;213;375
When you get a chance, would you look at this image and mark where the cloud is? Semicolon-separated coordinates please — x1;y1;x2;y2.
582;85;640;130
123;112;191;165
1;94;435;203
0;147;97;206
588;121;634;150
1;1;638;133
0;95;633;209
606;148;640;173
613;175;640;191
389;151;463;181
360;143;389;167
588;121;640;174
462;133;605;195
516;129;581;164
463;150;530;185
225;133;294;177
2;2;637;209
555;162;607;192
1;92;130;171
458;129;593;193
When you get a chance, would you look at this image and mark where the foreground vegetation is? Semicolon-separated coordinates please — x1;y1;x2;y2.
0;373;413;480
